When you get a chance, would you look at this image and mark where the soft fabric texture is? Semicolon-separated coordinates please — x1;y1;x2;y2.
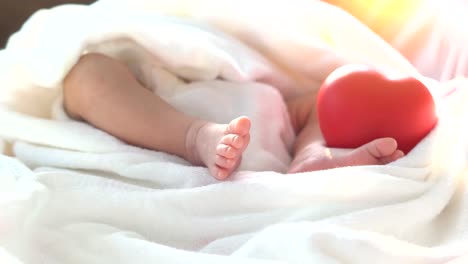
0;0;468;263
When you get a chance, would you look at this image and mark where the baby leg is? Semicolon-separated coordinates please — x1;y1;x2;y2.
63;53;250;180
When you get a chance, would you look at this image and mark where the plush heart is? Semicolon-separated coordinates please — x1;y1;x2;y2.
317;64;438;153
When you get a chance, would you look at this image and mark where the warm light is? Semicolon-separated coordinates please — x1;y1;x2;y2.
324;0;432;41
325;0;468;40
431;0;468;38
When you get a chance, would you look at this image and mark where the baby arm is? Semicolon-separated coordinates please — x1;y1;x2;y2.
286;92;404;173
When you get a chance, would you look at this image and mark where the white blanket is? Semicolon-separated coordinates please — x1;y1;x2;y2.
1;0;468;263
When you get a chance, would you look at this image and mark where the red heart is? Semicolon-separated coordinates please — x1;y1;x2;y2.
317;64;438;153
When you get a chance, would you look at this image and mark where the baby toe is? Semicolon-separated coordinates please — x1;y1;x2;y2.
215;166;230;180
226;116;251;136
215;154;237;169
216;144;239;159
221;134;244;149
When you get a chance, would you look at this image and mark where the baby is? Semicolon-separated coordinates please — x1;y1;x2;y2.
63;53;404;180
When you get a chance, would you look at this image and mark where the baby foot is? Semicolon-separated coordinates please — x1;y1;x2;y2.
185;116;251;180
288;137;404;173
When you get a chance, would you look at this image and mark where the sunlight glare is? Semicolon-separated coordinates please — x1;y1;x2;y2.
431;0;468;38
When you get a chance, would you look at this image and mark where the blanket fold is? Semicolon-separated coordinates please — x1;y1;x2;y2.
0;0;468;263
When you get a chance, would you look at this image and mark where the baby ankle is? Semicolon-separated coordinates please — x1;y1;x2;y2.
184;120;208;166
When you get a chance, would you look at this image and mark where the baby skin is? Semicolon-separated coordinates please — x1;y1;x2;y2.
63;53;404;180
286;94;404;173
